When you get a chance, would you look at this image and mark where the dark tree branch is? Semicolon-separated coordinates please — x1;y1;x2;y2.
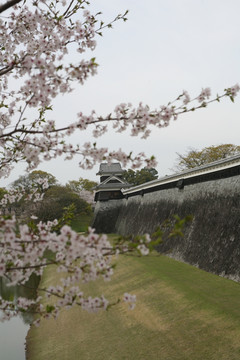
0;64;15;76
0;0;23;14
62;0;74;17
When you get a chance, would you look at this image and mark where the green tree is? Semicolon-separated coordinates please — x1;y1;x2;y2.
35;185;92;222
9;171;58;218
123;168;158;186
11;170;57;192
0;187;8;215
0;187;7;200
66;178;97;193
175;144;240;171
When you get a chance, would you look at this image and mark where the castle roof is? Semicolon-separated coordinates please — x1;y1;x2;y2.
94;175;130;191
96;163;123;176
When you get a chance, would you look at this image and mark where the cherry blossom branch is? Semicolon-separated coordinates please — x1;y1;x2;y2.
95;10;129;36
62;0;76;18
0;86;238;176
1;87;238;139
0;63;15;76
0;214;188;323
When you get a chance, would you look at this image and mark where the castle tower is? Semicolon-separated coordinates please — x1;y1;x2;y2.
94;163;130;201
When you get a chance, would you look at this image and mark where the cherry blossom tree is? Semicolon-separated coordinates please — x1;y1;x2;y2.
0;0;239;325
66;178;97;207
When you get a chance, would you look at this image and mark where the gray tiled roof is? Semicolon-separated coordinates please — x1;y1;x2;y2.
97;162;124;175
95;175;131;190
122;153;240;195
95;183;130;190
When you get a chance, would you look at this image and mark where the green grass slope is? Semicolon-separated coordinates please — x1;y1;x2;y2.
70;213;93;233
26;254;240;360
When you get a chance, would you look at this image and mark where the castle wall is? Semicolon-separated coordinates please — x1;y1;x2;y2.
92;164;240;280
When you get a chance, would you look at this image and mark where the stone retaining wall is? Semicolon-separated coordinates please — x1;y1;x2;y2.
92;165;240;280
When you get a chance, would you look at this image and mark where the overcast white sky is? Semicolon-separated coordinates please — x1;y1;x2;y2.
1;0;240;187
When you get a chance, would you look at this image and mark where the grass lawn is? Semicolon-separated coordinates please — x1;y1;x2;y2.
70;213;94;233
26;252;240;360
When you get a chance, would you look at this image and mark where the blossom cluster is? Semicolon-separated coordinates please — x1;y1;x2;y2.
123;293;136;310
78;189;95;206
0;176;49;210
0;214;154;323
